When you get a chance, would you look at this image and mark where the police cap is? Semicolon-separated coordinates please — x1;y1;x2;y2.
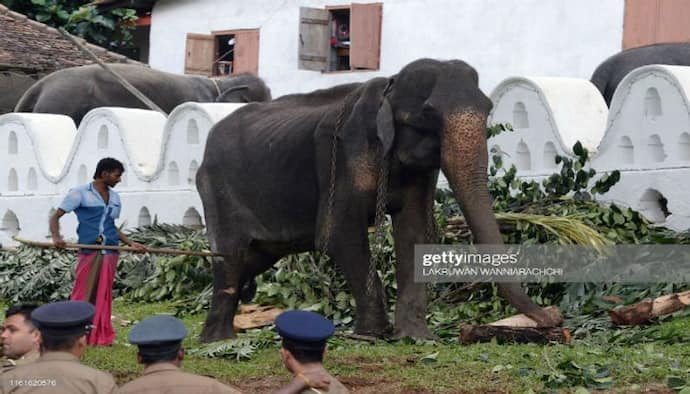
128;315;188;357
31;301;95;337
275;310;334;350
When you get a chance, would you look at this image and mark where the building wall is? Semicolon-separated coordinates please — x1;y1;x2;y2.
149;0;625;97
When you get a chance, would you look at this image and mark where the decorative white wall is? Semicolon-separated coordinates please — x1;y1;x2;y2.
488;65;690;231
149;0;624;97
0;103;245;247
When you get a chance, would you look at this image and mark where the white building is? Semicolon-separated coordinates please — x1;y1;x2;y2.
148;0;628;97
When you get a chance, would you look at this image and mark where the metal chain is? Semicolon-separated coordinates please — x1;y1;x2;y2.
367;150;389;297
425;174;439;243
319;93;351;259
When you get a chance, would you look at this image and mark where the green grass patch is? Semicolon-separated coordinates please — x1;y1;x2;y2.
5;300;688;393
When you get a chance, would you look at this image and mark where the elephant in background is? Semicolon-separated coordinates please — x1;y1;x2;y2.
196;58;558;342
14;63;272;125
591;42;690;106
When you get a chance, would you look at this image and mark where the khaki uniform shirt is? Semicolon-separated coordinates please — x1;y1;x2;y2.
299;371;350;394
0;350;40;375
0;351;117;394
118;362;242;394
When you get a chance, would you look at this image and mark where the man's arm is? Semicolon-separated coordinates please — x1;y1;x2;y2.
49;209;67;248
117;229;147;252
273;371;330;394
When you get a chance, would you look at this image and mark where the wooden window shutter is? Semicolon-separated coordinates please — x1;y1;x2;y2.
624;0;690;49
350;3;382;70
657;0;690;44
185;33;215;75
233;29;260;75
299;7;330;71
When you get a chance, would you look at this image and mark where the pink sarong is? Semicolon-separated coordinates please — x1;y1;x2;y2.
70;252;118;346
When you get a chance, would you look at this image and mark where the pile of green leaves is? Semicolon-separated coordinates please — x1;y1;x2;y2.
1;0;138;54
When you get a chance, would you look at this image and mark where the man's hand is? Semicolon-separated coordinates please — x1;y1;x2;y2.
128;241;148;253
297;369;330;390
52;235;66;248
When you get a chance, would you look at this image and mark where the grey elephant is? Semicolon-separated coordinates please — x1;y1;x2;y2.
14;64;272;125
196;58;558;342
591;42;690;106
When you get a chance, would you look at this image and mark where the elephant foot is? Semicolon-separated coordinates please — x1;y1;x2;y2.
391;323;439;341
200;321;237;343
354;319;392;338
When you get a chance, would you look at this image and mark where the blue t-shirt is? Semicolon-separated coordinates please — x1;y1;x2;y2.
58;182;122;254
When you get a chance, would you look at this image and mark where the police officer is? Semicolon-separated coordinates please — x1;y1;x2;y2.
0;301;117;393
273;310;349;394
1;304;41;374
119;315;242;394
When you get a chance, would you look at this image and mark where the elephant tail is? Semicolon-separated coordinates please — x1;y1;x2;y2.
14;82;41;113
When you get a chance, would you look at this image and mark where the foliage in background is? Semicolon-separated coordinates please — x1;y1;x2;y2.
1;0;137;54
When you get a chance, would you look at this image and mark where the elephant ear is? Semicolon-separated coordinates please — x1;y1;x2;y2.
376;98;394;157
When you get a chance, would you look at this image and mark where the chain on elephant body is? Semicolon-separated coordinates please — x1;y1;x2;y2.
319;91;386;298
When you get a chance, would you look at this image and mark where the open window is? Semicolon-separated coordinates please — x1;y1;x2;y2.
185;29;260;76
299;3;382;72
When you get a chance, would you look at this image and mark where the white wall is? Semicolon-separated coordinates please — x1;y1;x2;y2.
149;0;624;97
0;103;244;247
488;65;690;231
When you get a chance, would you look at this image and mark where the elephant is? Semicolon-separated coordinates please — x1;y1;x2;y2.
196;58;558;342
591;42;690;106
14;63;272;125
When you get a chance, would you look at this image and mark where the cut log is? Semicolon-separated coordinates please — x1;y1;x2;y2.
233;304;283;331
489;306;563;328
460;325;571;344
460;306;568;344
609;290;690;326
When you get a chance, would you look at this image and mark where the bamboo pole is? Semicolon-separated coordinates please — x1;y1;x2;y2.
56;27;166;115
12;236;220;257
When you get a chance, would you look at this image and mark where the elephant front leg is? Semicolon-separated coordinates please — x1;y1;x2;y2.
391;178;438;340
329;236;391;337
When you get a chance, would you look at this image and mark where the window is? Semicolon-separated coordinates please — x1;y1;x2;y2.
185;29;260;76
299;3;382;72
624;0;690;49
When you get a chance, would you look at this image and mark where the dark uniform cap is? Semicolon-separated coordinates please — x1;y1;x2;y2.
128;315;188;357
31;301;95;337
275;310;335;347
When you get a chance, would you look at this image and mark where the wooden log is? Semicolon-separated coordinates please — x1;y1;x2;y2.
609;290;690;326
460;325;571;344
233;304;283;331
489;306;563;328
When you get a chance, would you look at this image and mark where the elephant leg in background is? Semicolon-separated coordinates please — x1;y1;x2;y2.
200;249;278;342
329;221;391;337
391;174;438;340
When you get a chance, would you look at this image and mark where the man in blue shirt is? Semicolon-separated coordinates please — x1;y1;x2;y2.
49;157;145;346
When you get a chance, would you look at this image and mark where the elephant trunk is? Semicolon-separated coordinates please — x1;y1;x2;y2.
440;112;560;327
440;110;501;245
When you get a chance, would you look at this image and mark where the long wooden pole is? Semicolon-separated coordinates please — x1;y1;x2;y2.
57;27;166;115
13;236;220;257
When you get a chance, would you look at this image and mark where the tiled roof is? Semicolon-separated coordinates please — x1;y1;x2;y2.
0;3;138;73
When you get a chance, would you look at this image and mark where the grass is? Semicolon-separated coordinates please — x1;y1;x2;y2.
4;299;690;393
